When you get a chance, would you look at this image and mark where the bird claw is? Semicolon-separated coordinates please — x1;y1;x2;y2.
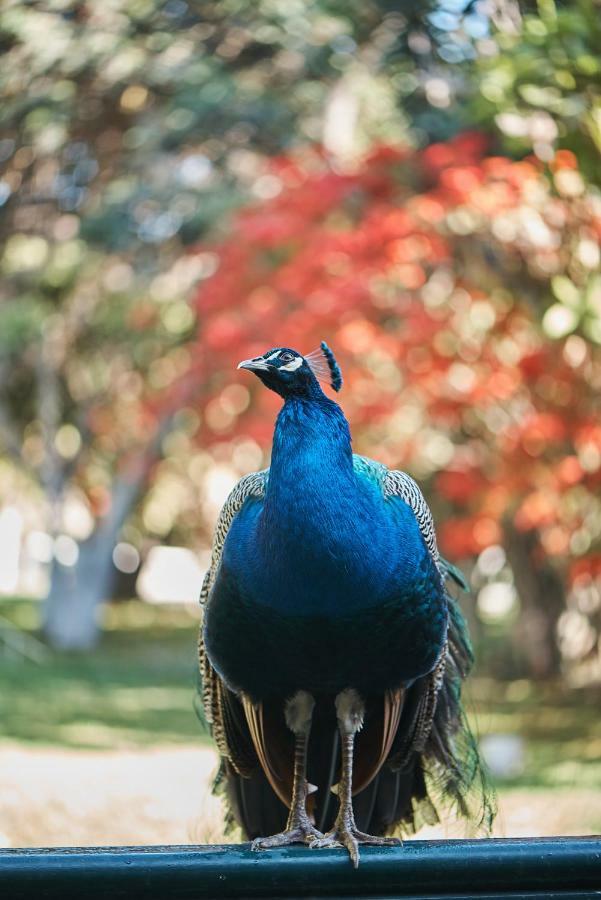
251;821;324;851
310;825;401;868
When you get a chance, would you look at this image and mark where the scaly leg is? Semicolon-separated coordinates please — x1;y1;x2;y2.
252;690;323;849
310;688;401;868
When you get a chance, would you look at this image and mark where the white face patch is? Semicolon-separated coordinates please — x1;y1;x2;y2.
279;355;303;372
265;351;282;362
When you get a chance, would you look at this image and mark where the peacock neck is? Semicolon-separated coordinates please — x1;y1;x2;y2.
261;395;355;540
253;394;396;614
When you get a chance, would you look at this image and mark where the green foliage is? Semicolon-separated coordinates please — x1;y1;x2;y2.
0;295;45;349
472;0;601;186
0;599;204;747
468;677;601;792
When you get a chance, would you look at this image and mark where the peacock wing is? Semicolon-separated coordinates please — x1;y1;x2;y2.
352;454;452;581
376;466;495;834
199;468;269;607
381;466;456;762
199;469;270;777
383;468;442;572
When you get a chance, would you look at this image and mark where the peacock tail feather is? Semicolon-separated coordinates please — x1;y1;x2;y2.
387;594;496;837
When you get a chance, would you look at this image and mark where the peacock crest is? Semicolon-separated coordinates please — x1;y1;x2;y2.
305;341;343;392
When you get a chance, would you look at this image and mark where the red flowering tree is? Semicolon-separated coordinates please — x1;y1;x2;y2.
193;135;601;678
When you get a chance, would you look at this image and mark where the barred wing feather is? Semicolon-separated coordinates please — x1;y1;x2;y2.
384;469;441;571
199;469;267;608
383;467;495;835
198;470;267;771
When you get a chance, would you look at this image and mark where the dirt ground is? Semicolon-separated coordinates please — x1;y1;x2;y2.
1;742;599;848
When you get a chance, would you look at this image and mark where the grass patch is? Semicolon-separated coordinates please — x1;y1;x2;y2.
0;598;207;748
466;677;601;792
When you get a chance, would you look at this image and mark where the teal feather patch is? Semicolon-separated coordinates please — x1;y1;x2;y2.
440;556;470;592
352;453;388;488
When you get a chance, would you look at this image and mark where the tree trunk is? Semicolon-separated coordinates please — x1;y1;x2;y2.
42;413;177;650
43;532;116;650
504;519;566;679
42;473;147;650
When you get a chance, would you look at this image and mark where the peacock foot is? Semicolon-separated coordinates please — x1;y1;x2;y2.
310;821;401;868
251;815;323;851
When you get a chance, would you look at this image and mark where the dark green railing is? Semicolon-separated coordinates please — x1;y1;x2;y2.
1;837;600;899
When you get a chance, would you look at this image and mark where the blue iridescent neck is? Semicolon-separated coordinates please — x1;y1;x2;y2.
254;391;394;614
261;391;354;531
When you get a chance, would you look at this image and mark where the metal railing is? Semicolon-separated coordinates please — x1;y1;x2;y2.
1;837;600;899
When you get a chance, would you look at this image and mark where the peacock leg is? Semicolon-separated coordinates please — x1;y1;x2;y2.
310;688;401;868
251;690;323;850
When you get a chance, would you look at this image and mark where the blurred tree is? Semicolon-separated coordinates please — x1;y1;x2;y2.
2;0;600;668
0;0;483;648
191;137;601;679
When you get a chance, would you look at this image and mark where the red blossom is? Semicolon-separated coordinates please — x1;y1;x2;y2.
191;135;601;578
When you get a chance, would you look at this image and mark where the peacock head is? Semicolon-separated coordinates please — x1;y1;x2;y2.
237;342;342;399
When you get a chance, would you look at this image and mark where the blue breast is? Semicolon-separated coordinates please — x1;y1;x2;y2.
204;560;446;699
223;472;435;617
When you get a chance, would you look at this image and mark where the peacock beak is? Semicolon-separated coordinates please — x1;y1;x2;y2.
237;357;270;372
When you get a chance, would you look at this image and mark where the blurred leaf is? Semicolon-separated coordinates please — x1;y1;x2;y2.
552;276;581;309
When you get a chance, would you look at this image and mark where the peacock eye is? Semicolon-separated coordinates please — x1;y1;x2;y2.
280;352;295;362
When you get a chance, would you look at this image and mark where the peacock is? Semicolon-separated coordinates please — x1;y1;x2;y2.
198;342;495;867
